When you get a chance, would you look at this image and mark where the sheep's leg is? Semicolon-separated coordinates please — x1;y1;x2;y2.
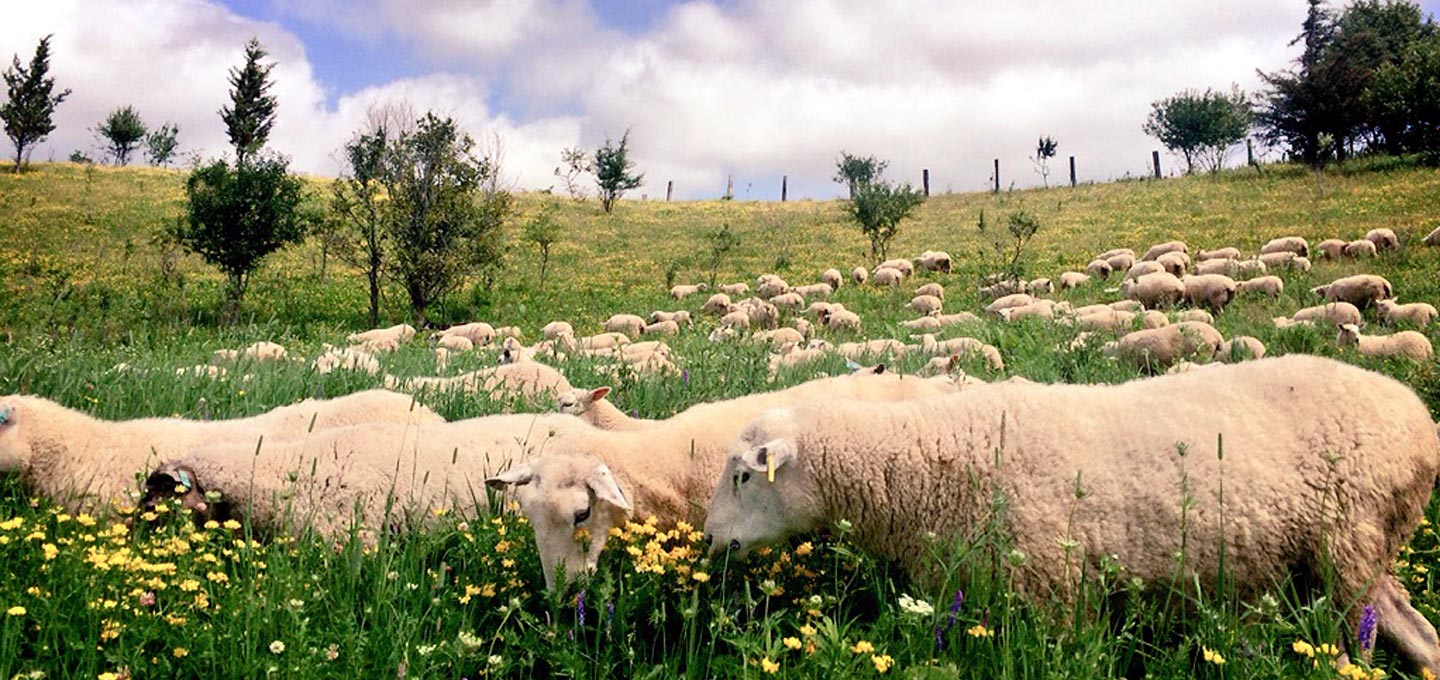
1372;573;1440;673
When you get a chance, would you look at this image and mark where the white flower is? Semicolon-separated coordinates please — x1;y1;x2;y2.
898;593;935;616
488;655;504;667
269;640;286;654
416;644;436;656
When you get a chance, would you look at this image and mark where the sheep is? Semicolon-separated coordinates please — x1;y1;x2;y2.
434;322;494;347
1105;252;1136;272
1336;323;1433;362
907;295;943;315
1;390;444;510
1377;299;1439;327
770;292;806;311
1366;227;1400;251
912;334;1004;371
736;298;781;329
1258;251;1298;269
701;294;733;316
1238;276;1284;297
708;327;737;343
1311;274;1393;310
556;387;652;431
348;324;417;352
1192;259;1234;276
1121;272;1185;309
718;282;750;296
211;341;287;365
603;314;646;337
1140;240;1187;261
1180;273;1238;314
791;317;814;337
879;258;916;277
313;346;380;375
821;268;844;290
792;283;833;299
495;326;524;341
1291;256;1312;272
821;308;862;332
1071;309;1166;332
1155;251;1189;277
1233;259;1268;278
984;293;1036;316
1216;336;1266;362
1102;321;1223;371
485;370;960;589
977;280;1027;299
1278;302;1364;328
935;312;981;326
579;332;632;352
757;279;791;299
388;360;574;402
649;310;693;326
1424;227;1440;247
1085;260;1114;280
703;355;1440;675
542;321;575;341
836;339;907;360
1260;236;1309;258
642;320;680;336
999;301;1061;321
851;267;868;285
915;282;945;300
1344;239;1378;258
1125;261;1165;280
176;365;228;379
1316;238;1348;259
670;283;709;300
1109;300;1144;312
435;334;475;352
754;328;806;352
1173;309;1214;324
767;345;833;376
1196;247;1240;261
1096;247;1136;260
871;267;904;287
914;251;953;273
1027;278;1053;295
901;315;951;332
720;310;751;330
1057;272;1090;290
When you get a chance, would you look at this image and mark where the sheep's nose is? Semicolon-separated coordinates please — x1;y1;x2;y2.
703;533;713;544
729;539;741;552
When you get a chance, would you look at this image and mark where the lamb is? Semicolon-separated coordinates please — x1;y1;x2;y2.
486;370;960;589
1105;252;1136;272
1180;273;1238;314
1140;240;1187;261
434;322;494;347
871;267;904;287
1366;227;1400;251
1336;323;1433;362
556;387;652;431
1260;236;1309;258
770;292;806;311
1237;276;1284;297
1344;239;1378;258
1279;301;1364;328
1216;336;1266;362
1124;261;1165;280
1316;238;1348;259
642;320;680;336
914;251;952;273
1121;272;1185;309
984;293;1036;316
718;282;750;296
821;268;844;290
878;258;916;277
542;321;575;341
912;334;1004;371
1085;260;1113;280
907;295;943;315
1102;321;1223;371
1425;227;1440;247
1155;251;1189;277
756;278;791;299
1;390;444;510
792;283;833;299
604;314;647;337
914;282;945;300
701;355;1440;675
669;283;709;300
1057;272;1090;290
1196;247;1240;261
348;324;417;352
754;327;806;352
720;310;751;330
211;341;288;365
313;346;380;375
820;308;862;332
851;267;868;285
649;310;692;326
1377;299;1439;327
1311;274;1393;310
701;294;733;315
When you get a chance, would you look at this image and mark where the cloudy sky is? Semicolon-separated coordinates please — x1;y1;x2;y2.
4;0;1438;199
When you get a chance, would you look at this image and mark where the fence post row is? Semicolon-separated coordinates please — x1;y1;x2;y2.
781;175;787;202
1069;156;1076;187
922;168;930;197
993;158;1000;193
1152;150;1162;179
665;180;673;202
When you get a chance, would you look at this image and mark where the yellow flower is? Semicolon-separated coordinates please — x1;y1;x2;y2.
795;542;813;556
872;654;895;673
98;674;118;680
203;521;219;530
42;543;58;560
851;640;875;654
77;513;96;527
1292;640;1315;658
480;583;496;597
760;657;779;674
692;571;711;583
206;571;228;583
495;540;511;553
799;624;816;637
1422;669;1436;680
967;624;994;638
179;579;200;592
783;637;802;650
1202;647;1224;665
173;647;189;658
6;606;25;616
1317;643;1340;656
222;520;241;530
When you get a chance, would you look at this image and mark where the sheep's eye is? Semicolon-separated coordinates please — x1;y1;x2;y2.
574;507;591;525
740;471;751;484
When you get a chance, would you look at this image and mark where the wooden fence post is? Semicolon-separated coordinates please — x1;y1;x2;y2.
1152;150;1162;179
1069;156;1076;187
725;175;733;200
666;180;673;202
922;168;930;197
993;159;1000;193
781;175;787;202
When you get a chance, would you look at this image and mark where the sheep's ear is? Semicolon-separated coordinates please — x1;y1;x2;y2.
586;464;631;514
587;387;612;404
486;462;536;490
872;363;887;375
741;439;798;479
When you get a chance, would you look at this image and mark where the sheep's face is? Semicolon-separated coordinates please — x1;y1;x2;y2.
486;456;631;592
0;402;22;472
555;387;609;417
1337;323;1362;346
705;414;822;560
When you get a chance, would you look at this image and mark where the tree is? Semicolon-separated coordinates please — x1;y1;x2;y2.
594;131;642;213
1;34;70;173
1032;136;1058;187
833;152;887;199
704;223;740;288
95;105;146;166
979;209;1041;285
842;160;925;261
175;153;309;318
1256;0;1337;166
554;146;592;201
382;113;511;326
145;122;179;166
329;123;393;326
221;38;277;165
1368;31;1440;157
522;201;563;289
1144;87;1252;174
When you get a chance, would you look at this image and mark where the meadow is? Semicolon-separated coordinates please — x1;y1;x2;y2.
1;159;1440;678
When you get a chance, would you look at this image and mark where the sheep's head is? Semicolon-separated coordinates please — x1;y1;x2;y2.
140;462;228;524
556;387;610;417
1310;284;1330;298
0;401;23;472
498;336;527;365
1336;323;1362;346
705;409;822;560
485;455;631;592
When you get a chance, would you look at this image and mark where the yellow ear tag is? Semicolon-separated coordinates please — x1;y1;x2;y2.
766;455;776;483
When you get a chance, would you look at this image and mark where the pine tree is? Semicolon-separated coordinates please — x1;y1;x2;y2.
1;35;71;172
220;38;277;165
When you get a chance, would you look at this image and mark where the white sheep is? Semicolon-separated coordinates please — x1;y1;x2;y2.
1260;236;1309;258
1257;251;1298;269
1180;273;1238;314
1027;278;1054;295
669;283;708;300
1057;272;1090;290
1237;276;1284;298
912;334;1004;371
1121;272;1185;309
1085;260;1113;280
757;278;791;299
1109;300;1144;312
851;267;868;285
1102;321;1223;371
1105;252;1136;272
1232;259;1268;279
434;322;494;347
821;268;844;290
649;310;693;326
642;320;680;336
914;282;945;300
1311;274;1393;310
313;346;381;376
984;293;1035;316
879;258;916;277
791;317;814;338
436;333;475;354
1155;252;1189;277
1344;239;1378;258
836;339;907;360
720;310;752;330
871;267;904;287
907;295;943;315
178;365;227;379
1096;247;1135;260
556;387;652;431
1216;336;1266;362
999;300;1061;321
389;362;573;402
1377;299;1438;327
1276;301;1364;328
1336;323;1433;362
914;251;952;273
1172;309;1214;324
1195;247;1240;261
718;282;750;296
1140;240;1187;261
770;292;806;311
211;341;288;365
542;321;574;341
1366;227;1400;251
701;294;733;315
1125;261;1165;280
820;308;862;332
604;314;646;337
580;332;632;351
1193;259;1234;276
495;326;524;341
349;324;417;352
703;355;1440;678
792;283;832;299
754;327;806;353
1316;238;1347;259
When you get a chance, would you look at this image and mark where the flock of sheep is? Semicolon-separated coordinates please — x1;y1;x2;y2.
5;230;1440;673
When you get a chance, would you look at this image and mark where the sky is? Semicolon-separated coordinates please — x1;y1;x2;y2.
4;0;1439;200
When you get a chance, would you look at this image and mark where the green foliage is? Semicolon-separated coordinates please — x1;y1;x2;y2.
522;201;563;288
329;126;391;326
1;34;70;173
1032;136;1059;187
705;222;741;287
979;209;1042;284
1144;87;1252;174
220;38;277;165
843;165;925;262
554;145;592;201
1368;30;1440;159
832;151;887;199
144;122;180;167
175;155;309;316
594;132;642;214
95;105;146;166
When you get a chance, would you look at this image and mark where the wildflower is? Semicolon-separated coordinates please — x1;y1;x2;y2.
1317;643;1340;656
966;624;994;638
172;648;188;658
576;589;586;625
416;644;436;656
138;592;156;607
203;521;219;530
206;571;228;584
76;514;96;527
488;654;503;667
98;674;117;680
1358;605;1377;653
179;579;200;592
898;593;934;616
872;654;895;673
851;640;875;654
760;657;779;674
836;519;853;532
783;636;802;650
7;605;25;616
1423;669;1437;680
42;543;57;560
325;644;340;661
222;519;241;530
795;541;813;556
799;624;816;637
692;571;711;583
1202;647;1224;665
269;640;285;654
1292;640;1315;658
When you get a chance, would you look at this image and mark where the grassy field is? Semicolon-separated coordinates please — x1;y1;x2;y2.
1;160;1440;677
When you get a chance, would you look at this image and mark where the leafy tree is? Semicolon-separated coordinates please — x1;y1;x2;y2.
329;124;393;326
704;223;740;288
522;201;563;289
554;146;592;201
95;105;146;166
594;132;641;213
1;34;71;173
1368;31;1440;157
145;122;179;166
1144;87;1252;173
1032;136;1058;187
979;209;1042;285
175;154;309;317
842;160;925;261
833;152;887;199
1256;0;1337;166
221;38;277;165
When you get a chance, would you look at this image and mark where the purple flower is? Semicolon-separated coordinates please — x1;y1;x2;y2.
1358;604;1377;652
576;589;587;626
946;588;964;627
934;624;945;652
606;601;615;626
683;370;690;387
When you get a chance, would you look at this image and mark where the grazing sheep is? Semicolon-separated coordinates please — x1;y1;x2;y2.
703;355;1440;675
791;317;814;337
1121;272;1185;309
770;292;806;311
915;282;945;300
851;267;868;285
642;320;680;336
978;280;1027;299
1180;274;1238;314
495;326;524;341
1173;309;1214;324
1291;256;1312;272
1193;258;1235;276
603;314;647;338
821;268;844;290
914;251;953;273
542;321;574;341
649;310;693;326
671;283;710;300
556;387;652;431
721;310;752;330
498;336;539;365
912;334;1005;371
1140;240;1187;261
1238;276;1284;297
1085;260;1113;280
1196;247;1240;261
1105;252;1136;272
1316;238;1348;259
389;361;574;402
701;294;733;315
791;283;831;299
821;308;862;332
1260;236;1309;258
2;390;444;510
1288;302;1365;328
1057;272;1090;290
435;323;494;347
579;332;632;352
871;267;904;287
1344;239;1378;258
999;301;1061;321
1216;336;1266;362
902;314;959;332
1366;227;1400;251
837;339;907;360
1311;274;1393;310
718;282;750;296
349;324;417;352
1377;299;1439;327
1027;278;1053;295
1337;323;1433;362
1096;247;1136;260
1109;300;1144;312
314;346;381;375
1125;261;1165;280
983;293;1034;315
767;345;833;376
1103;321;1223;371
757;278;791;299
1156;251;1189;277
1424;227;1440;247
1258;251;1298;269
879;259;916;277
436;334;475;352
1233;259;1268;278
804;301;843;320
211;341;288;365
907;295;943;315
754;327;806;352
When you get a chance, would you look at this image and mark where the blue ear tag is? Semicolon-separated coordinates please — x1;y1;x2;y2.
845;359;863;373
176;470;193;493
0;406;10;425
